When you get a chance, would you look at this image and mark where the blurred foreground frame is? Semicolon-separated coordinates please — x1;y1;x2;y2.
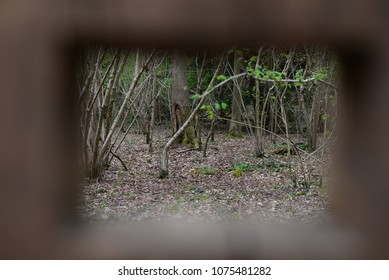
1;0;389;259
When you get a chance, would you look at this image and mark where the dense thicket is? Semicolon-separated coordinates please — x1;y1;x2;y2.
77;46;337;179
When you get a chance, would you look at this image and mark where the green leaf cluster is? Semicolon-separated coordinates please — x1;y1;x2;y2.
200;102;228;120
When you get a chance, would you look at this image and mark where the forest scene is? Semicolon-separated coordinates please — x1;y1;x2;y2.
77;46;337;224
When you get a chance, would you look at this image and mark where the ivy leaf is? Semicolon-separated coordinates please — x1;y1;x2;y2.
214;102;221;111
217;75;227;81
313;73;327;80
249;56;257;63
190;94;201;100
221;102;228;110
254;69;261;77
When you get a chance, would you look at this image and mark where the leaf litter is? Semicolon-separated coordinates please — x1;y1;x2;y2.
78;129;332;225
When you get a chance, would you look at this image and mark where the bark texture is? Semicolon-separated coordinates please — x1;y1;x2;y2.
171;51;198;147
228;50;243;137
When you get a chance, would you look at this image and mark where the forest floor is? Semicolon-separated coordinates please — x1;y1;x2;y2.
78;128;332;224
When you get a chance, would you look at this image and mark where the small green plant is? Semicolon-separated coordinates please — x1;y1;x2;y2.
108;189;116;196
182;184;195;191
290;175;315;196
99;199;107;208
193;193;209;201
295;191;307;196
96;187;106;194
262;161;289;171
229;163;257;172
228;161;288;174
232;168;243;177
193;167;219;175
226;133;244;139
159;170;169;179
116;178;126;186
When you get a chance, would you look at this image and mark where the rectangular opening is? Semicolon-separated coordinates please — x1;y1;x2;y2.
76;46;338;225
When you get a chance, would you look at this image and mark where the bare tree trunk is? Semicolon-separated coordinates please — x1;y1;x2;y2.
228;50;243;137
90;51;122;178
195;114;202;150
307;90;322;151
78;47;106;104
171;51;198;147
268;95;277;142
194;52;207;150
148;70;157;152
97;50;156;172
159;55;231;178
307;48;329;152
280;95;291;155
81;49;119;174
203;118;217;157
254;49;264;156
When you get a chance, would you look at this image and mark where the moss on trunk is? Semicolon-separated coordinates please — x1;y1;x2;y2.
182;110;199;148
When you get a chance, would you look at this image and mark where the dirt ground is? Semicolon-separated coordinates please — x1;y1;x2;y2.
78;129;332;224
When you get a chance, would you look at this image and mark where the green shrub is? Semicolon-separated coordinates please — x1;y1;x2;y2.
226;133;244;139
229;163;256;172
232;168;243;177
228;161;288;174
262;161;288;171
